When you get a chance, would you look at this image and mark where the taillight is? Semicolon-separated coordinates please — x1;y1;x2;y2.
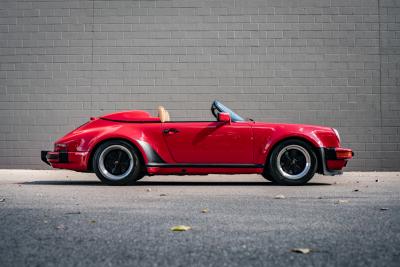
54;143;67;152
336;149;353;159
54;140;80;152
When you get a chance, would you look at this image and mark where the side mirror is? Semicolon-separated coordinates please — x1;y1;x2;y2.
218;112;231;124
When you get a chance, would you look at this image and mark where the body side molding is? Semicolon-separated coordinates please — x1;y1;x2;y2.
146;163;264;168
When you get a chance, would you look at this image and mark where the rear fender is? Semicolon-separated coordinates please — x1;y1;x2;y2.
72;121;173;169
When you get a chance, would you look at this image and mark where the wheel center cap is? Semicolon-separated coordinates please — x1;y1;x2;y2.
114;161;119;164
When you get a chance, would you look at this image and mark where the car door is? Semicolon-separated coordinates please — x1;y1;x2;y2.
161;121;253;164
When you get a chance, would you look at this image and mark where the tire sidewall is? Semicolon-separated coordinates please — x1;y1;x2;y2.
268;139;317;185
261;172;276;183
93;140;142;185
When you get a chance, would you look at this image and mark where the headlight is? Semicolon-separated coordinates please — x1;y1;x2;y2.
332;128;341;144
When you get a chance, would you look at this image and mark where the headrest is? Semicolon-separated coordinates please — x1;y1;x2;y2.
165;110;170;122
158;106;169;122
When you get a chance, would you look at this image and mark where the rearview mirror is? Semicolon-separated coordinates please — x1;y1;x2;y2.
218;112;231;124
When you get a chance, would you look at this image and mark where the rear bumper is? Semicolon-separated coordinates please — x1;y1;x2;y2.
41;150;89;171
320;147;354;176
41;150;68;165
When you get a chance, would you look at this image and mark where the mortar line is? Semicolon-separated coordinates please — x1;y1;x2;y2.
378;0;383;170
90;0;95;116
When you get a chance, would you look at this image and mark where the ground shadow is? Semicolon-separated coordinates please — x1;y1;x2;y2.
22;180;331;186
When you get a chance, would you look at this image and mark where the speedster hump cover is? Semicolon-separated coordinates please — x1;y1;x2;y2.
100;110;160;122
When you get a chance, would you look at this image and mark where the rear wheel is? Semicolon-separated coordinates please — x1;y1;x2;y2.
265;139;317;185
93;140;143;185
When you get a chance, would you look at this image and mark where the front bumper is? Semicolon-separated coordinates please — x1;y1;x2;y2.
320;147;354;176
41;150;89;171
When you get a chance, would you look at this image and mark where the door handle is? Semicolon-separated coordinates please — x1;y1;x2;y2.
163;128;180;134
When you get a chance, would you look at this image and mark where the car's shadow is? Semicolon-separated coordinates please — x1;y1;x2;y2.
22;180;331;186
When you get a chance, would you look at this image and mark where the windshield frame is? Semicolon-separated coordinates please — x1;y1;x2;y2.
211;100;245;122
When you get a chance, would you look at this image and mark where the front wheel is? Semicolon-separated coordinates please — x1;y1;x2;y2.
265;139;317;185
261;173;276;183
93;140;143;185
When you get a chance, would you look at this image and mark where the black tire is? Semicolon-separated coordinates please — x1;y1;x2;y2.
93;140;143;185
265;139;317;185
261;173;276;183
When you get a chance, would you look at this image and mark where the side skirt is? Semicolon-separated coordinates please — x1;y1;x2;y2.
145;163;264;175
146;163;264;168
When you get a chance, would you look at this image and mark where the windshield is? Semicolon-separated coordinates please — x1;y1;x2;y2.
211;100;245;122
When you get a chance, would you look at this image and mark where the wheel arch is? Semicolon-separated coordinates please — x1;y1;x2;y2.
87;138;146;172
264;136;323;174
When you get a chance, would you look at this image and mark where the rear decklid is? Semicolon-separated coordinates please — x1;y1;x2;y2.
100;110;160;122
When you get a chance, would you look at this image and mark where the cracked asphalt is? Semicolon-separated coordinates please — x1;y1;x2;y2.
0;170;399;267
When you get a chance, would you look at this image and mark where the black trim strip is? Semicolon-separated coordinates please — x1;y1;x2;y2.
162;121;220;123
100;118;222;123
41;151;50;165
146;163;264;168
319;148;343;176
46;153;59;160
59;151;68;163
136;140;165;163
42;151;69;164
325;148;337;160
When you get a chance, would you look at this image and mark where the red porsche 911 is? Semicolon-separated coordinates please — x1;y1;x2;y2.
41;100;353;185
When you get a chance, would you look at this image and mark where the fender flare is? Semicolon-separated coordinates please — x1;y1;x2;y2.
86;136;164;170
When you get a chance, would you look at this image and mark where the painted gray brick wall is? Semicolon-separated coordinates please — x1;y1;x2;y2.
0;0;399;170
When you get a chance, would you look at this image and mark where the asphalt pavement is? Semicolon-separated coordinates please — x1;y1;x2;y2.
0;170;399;267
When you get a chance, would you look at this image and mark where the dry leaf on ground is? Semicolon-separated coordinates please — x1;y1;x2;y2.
274;194;286;199
201;208;208;213
170;225;191;232
65;211;81;215
291;248;312;254
56;224;65;230
335;199;349;204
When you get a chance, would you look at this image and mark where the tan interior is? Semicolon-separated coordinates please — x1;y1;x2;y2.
157;106;170;122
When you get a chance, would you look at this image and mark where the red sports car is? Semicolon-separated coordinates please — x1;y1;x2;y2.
41;100;353;185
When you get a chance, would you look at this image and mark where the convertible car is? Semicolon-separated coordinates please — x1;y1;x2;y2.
41;100;353;185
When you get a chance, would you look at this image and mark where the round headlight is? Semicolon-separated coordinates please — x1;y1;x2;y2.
332;128;341;144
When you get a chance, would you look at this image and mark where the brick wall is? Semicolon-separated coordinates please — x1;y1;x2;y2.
0;0;399;170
